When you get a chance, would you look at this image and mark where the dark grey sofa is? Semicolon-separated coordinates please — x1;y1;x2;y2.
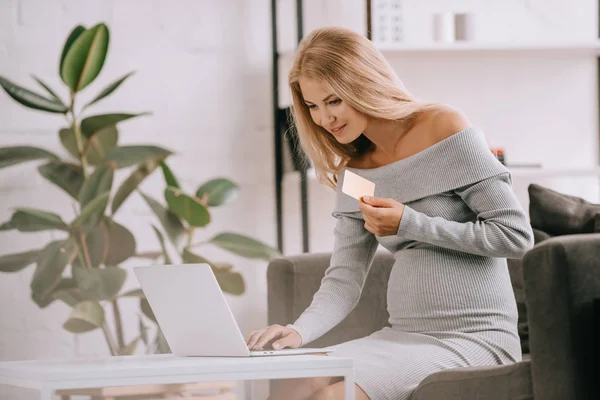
267;184;600;399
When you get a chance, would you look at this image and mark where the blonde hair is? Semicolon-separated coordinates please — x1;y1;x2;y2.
288;26;437;189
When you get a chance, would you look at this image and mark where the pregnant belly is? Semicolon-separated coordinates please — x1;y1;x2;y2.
386;247;518;333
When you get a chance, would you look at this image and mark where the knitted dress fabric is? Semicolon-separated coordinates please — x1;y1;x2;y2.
288;127;534;400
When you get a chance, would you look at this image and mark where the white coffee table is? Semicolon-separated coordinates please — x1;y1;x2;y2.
0;353;355;400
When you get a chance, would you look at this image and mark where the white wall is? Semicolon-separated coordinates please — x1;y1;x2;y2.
0;0;275;398
1;0;599;398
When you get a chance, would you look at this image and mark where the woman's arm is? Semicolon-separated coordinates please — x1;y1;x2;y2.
397;172;534;258
287;213;378;346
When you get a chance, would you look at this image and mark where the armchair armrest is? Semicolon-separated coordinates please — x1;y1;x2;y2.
412;360;532;400
523;233;600;400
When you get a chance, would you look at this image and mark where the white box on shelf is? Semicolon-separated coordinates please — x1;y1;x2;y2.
432;12;455;43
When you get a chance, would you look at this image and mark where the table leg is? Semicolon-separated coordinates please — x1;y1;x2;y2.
39;388;53;400
244;380;253;400
344;371;355;400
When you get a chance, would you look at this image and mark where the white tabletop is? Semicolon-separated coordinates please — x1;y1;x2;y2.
0;354;353;382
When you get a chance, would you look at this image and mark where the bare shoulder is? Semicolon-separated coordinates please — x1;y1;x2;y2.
424;105;471;142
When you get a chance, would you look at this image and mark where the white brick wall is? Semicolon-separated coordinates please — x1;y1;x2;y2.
1;0;599;398
1;0;276;398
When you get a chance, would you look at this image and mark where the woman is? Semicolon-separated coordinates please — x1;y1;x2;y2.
246;26;534;400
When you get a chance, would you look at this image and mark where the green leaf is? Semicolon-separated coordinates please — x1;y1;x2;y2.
84;126;119;166
73;266;127;301
52;284;84;307
0;146;60;169
165;187;210;227
4;208;69;232
214;269;245;295
151;225;172;264
196;178;239;207
0;76;69;114
106;145;173;169
139;191;185;248
33;278;76;308
59;126;118;165
71;192;110;229
76;113;149;166
84;127;118;166
61;23;109;92
84;71;135;109
81;113;149;138
155;328;171;353
111;158;161;215
38;161;84;199
58;128;79;159
139;316;149;346
140;298;156;322
79;165;114;209
63;300;105;333
72;217;136;268
60;25;86;77
181;248;216;268
160;161;180;189
103;218;136;265
72;227;102;269
30;239;77;301
181;249;244;295
208;232;280;260
31;75;66;106
0;250;39;272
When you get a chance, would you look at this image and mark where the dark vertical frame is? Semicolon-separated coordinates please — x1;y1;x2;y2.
366;0;372;40
272;0;310;253
271;0;283;252
296;0;310;253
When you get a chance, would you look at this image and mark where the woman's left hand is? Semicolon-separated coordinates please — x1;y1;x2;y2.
359;196;405;236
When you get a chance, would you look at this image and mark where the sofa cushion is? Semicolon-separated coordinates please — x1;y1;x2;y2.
412;360;532;400
528;183;600;236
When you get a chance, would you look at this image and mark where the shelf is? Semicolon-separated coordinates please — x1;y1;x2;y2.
375;41;600;54
279;40;600;59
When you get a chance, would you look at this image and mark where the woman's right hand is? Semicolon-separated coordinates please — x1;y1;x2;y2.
245;324;302;350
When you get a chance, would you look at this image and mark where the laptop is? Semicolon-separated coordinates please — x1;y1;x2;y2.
133;263;335;357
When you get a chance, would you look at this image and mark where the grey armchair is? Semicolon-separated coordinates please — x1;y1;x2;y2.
267;233;600;400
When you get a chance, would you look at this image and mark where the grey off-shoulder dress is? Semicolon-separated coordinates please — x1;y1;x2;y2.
287;127;534;400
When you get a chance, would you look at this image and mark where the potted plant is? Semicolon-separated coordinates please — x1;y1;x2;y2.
0;22;280;356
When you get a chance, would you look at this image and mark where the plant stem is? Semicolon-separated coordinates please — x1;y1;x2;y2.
69;95;88;178
187;228;195;248
75;246;87;269
77;227;93;269
111;298;125;350
101;323;119;356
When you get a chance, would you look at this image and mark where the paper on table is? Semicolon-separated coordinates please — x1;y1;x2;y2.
342;170;375;201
